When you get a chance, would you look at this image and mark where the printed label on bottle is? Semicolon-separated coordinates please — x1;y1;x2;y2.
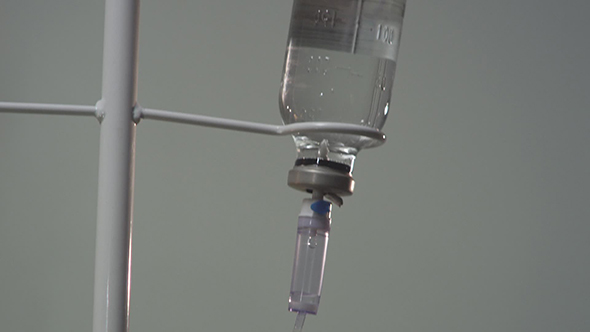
288;0;404;61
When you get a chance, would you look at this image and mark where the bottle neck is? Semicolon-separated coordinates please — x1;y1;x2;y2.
295;138;357;173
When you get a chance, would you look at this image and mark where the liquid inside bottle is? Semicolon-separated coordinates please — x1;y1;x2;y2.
280;0;406;169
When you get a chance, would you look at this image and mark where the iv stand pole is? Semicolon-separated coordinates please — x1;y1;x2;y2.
0;0;385;331
92;0;139;331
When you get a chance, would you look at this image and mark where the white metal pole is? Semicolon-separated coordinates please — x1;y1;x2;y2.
92;0;139;331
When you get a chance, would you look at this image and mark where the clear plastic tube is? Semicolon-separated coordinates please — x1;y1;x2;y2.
292;312;307;332
289;198;332;315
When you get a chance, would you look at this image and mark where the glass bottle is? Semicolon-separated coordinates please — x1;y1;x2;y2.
279;0;407;171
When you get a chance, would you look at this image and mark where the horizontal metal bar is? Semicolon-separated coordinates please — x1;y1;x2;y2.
136;107;386;143
0;101;97;117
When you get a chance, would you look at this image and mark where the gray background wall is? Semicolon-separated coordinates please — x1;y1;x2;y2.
1;1;589;331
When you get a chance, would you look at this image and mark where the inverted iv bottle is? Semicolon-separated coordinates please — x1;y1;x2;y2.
281;2;408;330
280;0;406;171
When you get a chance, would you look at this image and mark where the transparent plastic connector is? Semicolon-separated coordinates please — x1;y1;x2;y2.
289;197;332;315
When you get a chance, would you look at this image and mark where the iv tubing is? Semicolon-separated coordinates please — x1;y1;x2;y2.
293;312;307;332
